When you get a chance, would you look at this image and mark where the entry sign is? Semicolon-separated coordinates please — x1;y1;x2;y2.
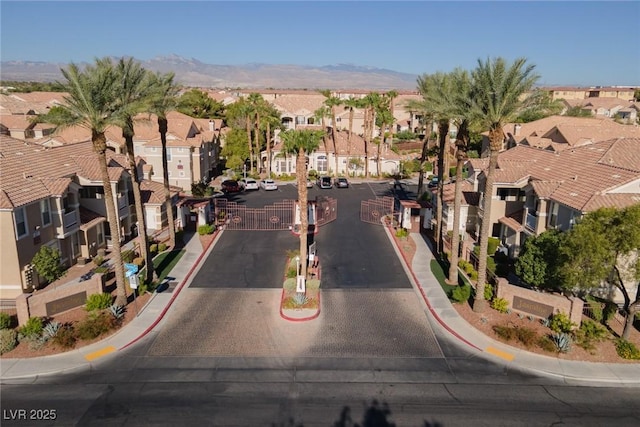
128;274;139;289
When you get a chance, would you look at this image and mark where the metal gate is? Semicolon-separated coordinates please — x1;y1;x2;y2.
214;199;295;230
316;196;337;226
360;196;394;225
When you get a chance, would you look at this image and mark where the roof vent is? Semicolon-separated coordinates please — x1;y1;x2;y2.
573;175;578;181
570;192;578;197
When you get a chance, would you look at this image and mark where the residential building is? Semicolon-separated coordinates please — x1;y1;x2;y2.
540;86;636;101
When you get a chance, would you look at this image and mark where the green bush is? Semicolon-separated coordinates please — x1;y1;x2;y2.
574;319;608;352
615;339;640;360
548;312;576;333
132;257;145;267
492;325;516;341
308;169;318;177
158;243;168;252
150;244;158;254
0;329;18;354
395;228;409;238
93;255;104;266
18;317;43;339
451;285;471;304
94;265;110;274
469;270;478;281
491;297;509;314
537;335;557;352
0;312;14;329
76;311;117;340
31;245;64;283
515;326;538;347
52;324;76;348
286;267;297;279
121;249;136;263
484;283;494;301
85;293;113;311
198;224;215;235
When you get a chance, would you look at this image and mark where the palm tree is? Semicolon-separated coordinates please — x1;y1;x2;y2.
373;93;394;176
403;98;434;196
261;104;282;179
147;71;180;249
248;93;268;174
386;90;399;142
314;105;332;174
359;94;379;178
470;57;539;312
320;90;342;176
50;58;128;306
225;99;254;173
343;97;360;174
447;69;473;285
280;129;323;289
112;58;157;284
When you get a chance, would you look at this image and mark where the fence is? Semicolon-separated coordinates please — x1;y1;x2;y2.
214;199;295;230
360;196;395;225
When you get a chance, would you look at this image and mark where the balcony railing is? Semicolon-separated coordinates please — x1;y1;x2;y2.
525;212;537;231
117;196;127;211
63;210;78;228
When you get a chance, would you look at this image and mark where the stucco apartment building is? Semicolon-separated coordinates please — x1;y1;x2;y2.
0;136;131;301
540;86;636;101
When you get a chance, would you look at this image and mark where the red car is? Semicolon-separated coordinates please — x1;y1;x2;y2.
221;180;241;193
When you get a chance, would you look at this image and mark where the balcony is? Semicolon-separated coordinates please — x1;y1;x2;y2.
525;212;537;231
63;210;78;228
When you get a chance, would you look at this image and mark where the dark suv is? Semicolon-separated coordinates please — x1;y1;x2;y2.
221;180;241;193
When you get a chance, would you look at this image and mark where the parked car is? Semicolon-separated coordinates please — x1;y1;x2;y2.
335;177;349;188
239;177;259;191
427;177;439;188
221;179;241;193
260;179;278;191
306;178;314;188
317;176;332;189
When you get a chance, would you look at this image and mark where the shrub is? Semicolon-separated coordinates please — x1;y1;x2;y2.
93;255;104;266
283;278;297;291
515;326;538;347
615;339;640;360
85;293;113;311
94;265;110;274
0;329;18;354
158;243;168;252
469;270;478;281
395;228;408;239
132;257;145;267
484;283;494;301
43;321;61;339
198;224;215;235
537;335;557;353
491;297;509;314
18;317;43;339
0;312;14;329
585;295;617;324
550;332;572;353
31;245;64;283
548;312;576;333
286;267;297;279
108;305;126;320
451;285;471;304
52;324;76;349
121;249;136;263
76;311;117;340
492;325;516;341
150;244;158;254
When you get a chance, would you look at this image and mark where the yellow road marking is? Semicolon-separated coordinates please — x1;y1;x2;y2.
485;346;515;361
85;346;116;361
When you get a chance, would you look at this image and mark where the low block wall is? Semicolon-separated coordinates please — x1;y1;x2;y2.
15;274;105;326
495;278;583;328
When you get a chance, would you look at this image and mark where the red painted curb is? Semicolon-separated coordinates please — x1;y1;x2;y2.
120;230;222;350
386;225;481;352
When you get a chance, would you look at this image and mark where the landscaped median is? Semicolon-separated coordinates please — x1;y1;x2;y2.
280;255;321;321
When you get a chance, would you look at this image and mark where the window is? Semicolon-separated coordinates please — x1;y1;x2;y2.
317;157;327;173
548;202;559;228
15;207;27;238
40;199;51;226
97;223;104;245
295;116;306;125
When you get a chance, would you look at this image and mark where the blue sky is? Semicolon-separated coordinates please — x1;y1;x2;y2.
1;1;639;86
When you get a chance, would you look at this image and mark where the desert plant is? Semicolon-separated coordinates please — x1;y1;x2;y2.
93;255;105;266
0;312;13;329
108;304;126;320
484;283;494;301
85;293;113;311
198;224;215;235
550;332;572;353
491;297;509;314
150;244;158;254
0;329;18;354
286;267;297;279
52;324;76;348
132;257;145;267
43;321;61;339
76;311;117;340
121;249;136;263
615;339;640;360
158;243;168;252
548;312;576;333
451;284;472;303
292;293;309;307
395;228;409;239
492;325;516;341
537;335;557;353
283;278;296;291
18;316;44;339
515;326;538;347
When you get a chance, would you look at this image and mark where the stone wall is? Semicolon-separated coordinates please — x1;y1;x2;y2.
15;274;105;326
495;278;584;328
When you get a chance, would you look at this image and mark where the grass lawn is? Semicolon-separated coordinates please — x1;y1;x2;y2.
138;249;186;284
430;258;472;298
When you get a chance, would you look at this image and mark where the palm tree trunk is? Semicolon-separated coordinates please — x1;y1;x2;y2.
297;148;308;283
159;117;176;248
266;121;272;179
364;108;371;178
348;107;354;176
435;120;449;255
246;118;254;175
94;132;127;306
474;129;501;313
417;131;430;197
254;112;261;175
376;122;383;177
321;116;330;174
331;107;339;176
124;134;156;283
448;122;469;285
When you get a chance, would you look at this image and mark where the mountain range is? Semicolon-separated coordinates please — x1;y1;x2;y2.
0;55;419;90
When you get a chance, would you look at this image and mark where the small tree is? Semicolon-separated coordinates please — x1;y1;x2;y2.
32;246;64;284
515;229;565;289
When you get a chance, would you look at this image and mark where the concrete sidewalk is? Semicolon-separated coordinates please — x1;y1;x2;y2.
2;227;640;386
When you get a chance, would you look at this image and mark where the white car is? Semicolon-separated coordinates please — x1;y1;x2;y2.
260;179;278;191
239;178;259;191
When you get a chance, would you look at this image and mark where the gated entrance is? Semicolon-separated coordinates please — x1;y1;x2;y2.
316;196;338;226
214;196;337;231
360;196;395;225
